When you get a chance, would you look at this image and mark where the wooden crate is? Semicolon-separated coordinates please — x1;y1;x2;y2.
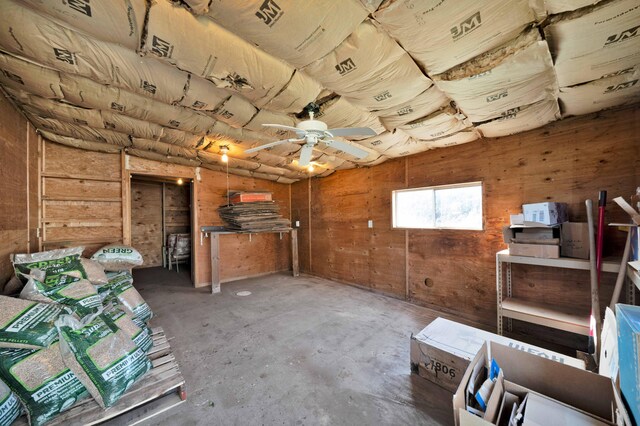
15;327;186;426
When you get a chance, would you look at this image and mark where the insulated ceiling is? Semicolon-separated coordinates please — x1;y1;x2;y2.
0;0;639;182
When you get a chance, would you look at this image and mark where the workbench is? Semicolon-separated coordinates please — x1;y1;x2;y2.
200;226;299;294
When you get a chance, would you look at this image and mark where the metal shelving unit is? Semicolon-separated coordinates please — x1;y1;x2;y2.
496;249;621;336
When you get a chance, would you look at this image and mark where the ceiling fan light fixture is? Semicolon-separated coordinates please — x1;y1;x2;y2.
307;164;314;172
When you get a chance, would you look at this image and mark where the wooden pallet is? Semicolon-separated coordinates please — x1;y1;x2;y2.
15;327;186;425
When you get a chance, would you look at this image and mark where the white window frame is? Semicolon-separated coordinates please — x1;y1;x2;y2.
392;181;483;230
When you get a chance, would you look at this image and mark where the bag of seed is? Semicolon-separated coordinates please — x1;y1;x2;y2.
0;378;21;426
0;344;89;426
0;296;62;349
101;304;153;353
12;247;87;284
80;258;108;286
56;313;151;408
20;272;102;318
91;245;143;271
101;271;153;323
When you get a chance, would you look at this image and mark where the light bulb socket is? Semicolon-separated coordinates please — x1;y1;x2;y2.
219;145;230;163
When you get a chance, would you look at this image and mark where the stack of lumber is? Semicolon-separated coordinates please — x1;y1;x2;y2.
218;191;291;232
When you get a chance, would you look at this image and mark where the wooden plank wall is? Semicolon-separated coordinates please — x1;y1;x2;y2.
124;155;291;287
196;167;291;285
291;106;640;346
131;180;163;268
41;142;123;257
164;183;190;235
0;94;38;288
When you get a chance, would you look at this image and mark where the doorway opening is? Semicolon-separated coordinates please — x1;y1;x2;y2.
130;174;194;285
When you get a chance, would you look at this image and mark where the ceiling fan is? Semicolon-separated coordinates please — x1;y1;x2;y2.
244;103;377;167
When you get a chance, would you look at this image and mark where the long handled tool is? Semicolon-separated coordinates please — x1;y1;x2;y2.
596;191;607;283
586;199;601;361
609;230;631;309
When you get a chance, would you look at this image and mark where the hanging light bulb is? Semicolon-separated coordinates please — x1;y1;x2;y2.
307;164;314;172
220;145;229;163
177;178;184;185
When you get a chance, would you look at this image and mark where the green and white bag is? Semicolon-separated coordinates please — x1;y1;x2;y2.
0;296;62;349
0;378;21;426
101;305;153;353
79;258;108;286
0;344;89;426
12;247;87;284
56;313;151;408
20;272;102;318
101;272;153;323
91;245;143;271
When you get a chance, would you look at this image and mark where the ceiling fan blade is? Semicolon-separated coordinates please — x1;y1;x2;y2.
244;138;303;154
262;124;303;134
322;139;369;159
298;144;313;166
325;127;377;137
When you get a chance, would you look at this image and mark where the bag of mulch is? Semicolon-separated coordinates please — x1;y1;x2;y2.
91;244;143;271
56;313;151;408
20;272;102;317
0;378;21;426
100;271;153;323
80;258;108;286
12;247;87;284
0;344;89;426
2;275;23;295
0;295;62;349
102;304;153;353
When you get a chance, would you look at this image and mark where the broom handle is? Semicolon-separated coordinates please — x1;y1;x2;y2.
596;191;607;283
586;199;601;360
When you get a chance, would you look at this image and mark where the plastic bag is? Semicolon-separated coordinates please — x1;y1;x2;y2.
12;247;87;284
80;258;108;286
0;378;21;426
101;304;153;353
100;271;153;323
20;272;102;317
0;344;89;426
0;295;62;349
91;245;143;271
56;313;151;408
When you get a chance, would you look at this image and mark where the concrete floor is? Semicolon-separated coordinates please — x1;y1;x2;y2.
132;268;454;426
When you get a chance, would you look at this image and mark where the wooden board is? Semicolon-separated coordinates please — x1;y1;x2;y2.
41;140;123;254
0;95;36;286
43;142;121;180
164;183;190;234
14;327;185;426
131;181;163;268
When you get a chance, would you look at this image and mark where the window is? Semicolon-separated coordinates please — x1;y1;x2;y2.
392;182;483;230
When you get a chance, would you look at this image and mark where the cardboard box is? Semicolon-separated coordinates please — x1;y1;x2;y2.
616;304;640;425
508;243;560;259
560;222;590;260
453;341;615;426
502;226;560;245
522;202;568;226
410;318;584;393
